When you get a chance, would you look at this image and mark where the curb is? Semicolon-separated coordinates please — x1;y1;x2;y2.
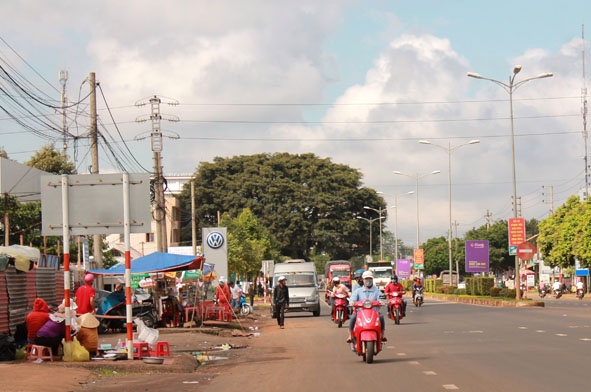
425;294;545;308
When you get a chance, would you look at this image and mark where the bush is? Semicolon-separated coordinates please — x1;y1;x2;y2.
489;287;502;297
454;288;467;295
499;288;516;299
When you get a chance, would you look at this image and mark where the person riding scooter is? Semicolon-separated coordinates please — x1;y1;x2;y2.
384;275;407;317
412;277;423;302
346;271;386;344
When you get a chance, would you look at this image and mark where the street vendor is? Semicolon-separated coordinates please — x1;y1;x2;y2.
35;304;66;356
25;298;50;343
76;313;100;357
215;276;232;321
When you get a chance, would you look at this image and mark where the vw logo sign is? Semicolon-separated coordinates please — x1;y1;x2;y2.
206;231;225;249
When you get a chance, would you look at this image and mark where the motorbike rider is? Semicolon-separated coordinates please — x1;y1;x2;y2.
552;279;562;295
346;271;386;344
412;277;423;301
384;275;407;317
351;272;364;292
576;279;584;297
330;276;350;309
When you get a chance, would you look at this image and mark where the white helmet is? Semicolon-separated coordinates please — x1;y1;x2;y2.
332;276;340;282
219;276;226;283
362;271;374;279
278;276;286;282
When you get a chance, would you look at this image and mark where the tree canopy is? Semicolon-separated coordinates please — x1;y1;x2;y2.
25;144;76;175
179;153;385;260
538;195;591;268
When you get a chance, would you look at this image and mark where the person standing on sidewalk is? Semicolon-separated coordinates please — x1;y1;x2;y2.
273;276;289;328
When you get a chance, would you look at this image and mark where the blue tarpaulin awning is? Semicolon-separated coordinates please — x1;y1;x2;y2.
89;252;213;275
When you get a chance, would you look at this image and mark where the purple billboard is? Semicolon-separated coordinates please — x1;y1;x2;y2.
465;240;490;273
396;259;411;279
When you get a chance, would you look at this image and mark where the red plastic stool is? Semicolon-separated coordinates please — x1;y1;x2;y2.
154;341;171;357
28;344;53;361
132;342;151;359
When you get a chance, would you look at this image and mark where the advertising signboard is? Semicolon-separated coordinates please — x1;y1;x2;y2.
396;259;412;279
465;240;490;273
508;218;526;255
413;249;424;269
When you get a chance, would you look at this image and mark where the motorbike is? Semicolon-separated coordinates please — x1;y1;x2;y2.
538;286;547;298
331;292;350;328
413;287;424;307
350;299;383;364
239;292;252;316
576;288;585;300
388;291;405;325
553;288;563;299
97;291;158;334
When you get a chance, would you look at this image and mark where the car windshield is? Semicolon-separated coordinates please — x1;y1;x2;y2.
277;273;316;287
372;270;392;279
332;270;350;278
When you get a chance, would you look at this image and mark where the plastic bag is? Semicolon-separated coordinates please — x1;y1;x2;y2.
135;318;159;347
62;337;89;362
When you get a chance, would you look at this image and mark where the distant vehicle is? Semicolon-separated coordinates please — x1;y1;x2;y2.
366;261;393;292
440;270;459;286
325;260;352;288
272;260;320;317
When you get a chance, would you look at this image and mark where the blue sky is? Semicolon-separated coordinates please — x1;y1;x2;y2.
1;0;590;249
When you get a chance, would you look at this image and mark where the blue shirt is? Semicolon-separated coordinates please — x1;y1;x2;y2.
350;284;381;302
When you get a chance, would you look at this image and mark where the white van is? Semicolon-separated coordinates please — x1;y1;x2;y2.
271;260;320;317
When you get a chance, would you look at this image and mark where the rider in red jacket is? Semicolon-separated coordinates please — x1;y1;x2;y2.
384;275;407;316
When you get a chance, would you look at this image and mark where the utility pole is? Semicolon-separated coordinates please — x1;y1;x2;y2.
191;180;196;255
59;70;68;157
89;72;103;287
542;185;554;215
135;95;179;253
582;25;589;200
485;209;492;231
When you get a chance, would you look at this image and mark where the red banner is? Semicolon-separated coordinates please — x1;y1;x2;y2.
508;218;526;247
414;249;424;270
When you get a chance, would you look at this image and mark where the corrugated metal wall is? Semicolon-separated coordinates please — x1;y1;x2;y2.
0;266;70;335
0;270;8;336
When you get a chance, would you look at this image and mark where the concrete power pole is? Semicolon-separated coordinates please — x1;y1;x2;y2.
89;72;103;288
59;70;68;156
135;95;179;253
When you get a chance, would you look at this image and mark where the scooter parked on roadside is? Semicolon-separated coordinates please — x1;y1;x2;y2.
331;292;350;328
350;299;383;364
239;292;252;316
388;291;405;325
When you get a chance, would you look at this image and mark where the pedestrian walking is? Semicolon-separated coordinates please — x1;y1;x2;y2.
273;276;289;328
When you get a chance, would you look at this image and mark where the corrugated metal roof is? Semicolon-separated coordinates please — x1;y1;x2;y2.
5;266;28;335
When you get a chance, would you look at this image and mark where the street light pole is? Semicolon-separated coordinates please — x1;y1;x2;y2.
364;206;385;261
468;65;552;299
390;191;415;263
419;139;480;285
393;170;440;249
357;216;381;260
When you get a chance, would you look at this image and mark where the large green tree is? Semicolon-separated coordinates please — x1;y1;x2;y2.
538;195;591;268
221;208;277;279
179;153;384;260
25;143;76;175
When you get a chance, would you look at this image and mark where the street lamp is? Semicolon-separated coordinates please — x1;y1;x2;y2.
363;206;386;261
392;170;440;249
389;191;415;263
468;65;552;298
356;216;383;260
419;139;480;285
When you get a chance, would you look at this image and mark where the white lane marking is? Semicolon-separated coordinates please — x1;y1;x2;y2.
467;330;483;334
535;330;545;333
408;361;420;365
397;352;407;356
423;371;437;375
443;385;460;390
555;334;567;337
518;326;528;330
580;338;591;341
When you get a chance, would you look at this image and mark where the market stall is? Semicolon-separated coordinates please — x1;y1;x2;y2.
89;252;214;328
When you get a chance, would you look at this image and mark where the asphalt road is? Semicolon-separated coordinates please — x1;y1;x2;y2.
205;294;591;392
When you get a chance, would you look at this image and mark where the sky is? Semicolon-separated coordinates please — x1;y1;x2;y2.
1;0;590;250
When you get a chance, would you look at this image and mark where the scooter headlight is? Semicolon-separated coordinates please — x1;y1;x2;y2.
363;299;373;309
